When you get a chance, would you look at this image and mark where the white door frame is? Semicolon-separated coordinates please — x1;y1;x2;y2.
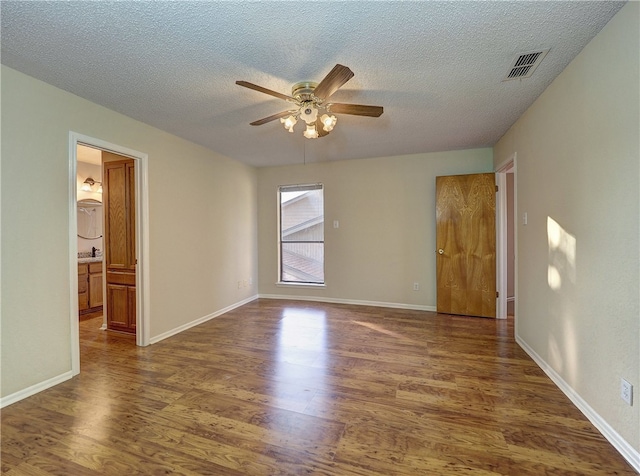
69;132;150;375
495;153;516;320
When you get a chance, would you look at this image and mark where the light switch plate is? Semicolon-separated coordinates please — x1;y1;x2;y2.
621;378;633;405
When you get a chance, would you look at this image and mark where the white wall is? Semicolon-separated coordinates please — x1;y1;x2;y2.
1;65;258;399
257;149;493;308
494;1;639;462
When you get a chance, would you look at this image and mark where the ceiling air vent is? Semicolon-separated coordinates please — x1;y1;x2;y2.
503;49;550;81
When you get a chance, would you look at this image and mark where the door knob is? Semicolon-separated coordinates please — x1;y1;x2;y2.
438;249;444;255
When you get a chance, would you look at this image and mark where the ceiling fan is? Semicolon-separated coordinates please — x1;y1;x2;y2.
236;64;383;139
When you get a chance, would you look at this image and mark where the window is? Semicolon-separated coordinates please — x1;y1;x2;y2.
279;184;324;284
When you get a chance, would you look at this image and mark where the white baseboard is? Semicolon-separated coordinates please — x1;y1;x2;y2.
1;371;73;408
516;336;640;473
2;296;260;407
258;294;436;312
150;294;434;347
149;294;259;345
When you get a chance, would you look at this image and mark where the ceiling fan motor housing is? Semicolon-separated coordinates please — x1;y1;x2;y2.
292;81;319;102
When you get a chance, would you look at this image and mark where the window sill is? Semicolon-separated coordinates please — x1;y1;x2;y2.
276;282;326;289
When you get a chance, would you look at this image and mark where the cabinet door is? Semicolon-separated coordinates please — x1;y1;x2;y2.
127;161;136;271
78;292;89;312
107;283;130;332
89;272;103;308
78;264;89;311
127;286;136;331
104;161;131;271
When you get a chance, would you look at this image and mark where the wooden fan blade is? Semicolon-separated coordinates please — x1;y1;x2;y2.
250;110;293;126
329;103;384;117
312;64;354;101
236;81;294;102
315;118;330;137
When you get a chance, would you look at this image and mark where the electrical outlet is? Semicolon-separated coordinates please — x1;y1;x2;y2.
413;282;419;291
621;378;633;405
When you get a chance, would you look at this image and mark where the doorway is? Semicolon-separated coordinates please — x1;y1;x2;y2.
69;132;150;376
76;145;105;323
496;154;516;320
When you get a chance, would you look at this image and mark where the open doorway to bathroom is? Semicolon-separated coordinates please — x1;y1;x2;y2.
77;145;105;325
69;132;150;377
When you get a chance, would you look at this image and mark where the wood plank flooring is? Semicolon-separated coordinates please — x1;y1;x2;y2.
2;299;636;475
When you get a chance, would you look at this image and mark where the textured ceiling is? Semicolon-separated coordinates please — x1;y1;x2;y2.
1;1;625;167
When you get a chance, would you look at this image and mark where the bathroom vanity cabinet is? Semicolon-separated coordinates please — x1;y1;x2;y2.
78;261;103;313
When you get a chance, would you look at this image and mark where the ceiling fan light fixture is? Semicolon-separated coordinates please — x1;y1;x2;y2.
303;124;319;139
321;114;337;132
280;115;297;132
299;104;318;124
237;64;383;140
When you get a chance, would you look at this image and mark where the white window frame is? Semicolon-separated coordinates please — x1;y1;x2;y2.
277;183;325;286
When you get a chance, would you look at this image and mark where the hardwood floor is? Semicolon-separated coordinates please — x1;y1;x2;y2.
2;299;636;475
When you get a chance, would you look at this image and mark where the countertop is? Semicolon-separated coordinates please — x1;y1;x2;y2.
78;257;103;264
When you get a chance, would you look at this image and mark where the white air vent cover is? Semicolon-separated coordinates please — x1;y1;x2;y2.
503;49;550;81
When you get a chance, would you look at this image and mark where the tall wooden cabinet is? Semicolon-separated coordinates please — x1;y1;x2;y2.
103;154;136;334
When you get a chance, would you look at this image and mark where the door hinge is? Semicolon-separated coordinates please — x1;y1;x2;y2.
495;185;499;192
496;291;499;298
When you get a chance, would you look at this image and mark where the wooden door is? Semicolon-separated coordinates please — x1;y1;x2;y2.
436;173;496;318
103;153;136;333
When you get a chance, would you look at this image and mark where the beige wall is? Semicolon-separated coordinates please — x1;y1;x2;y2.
257;149;493;307
1;66;258;398
2;3;637;463
494;1;639;455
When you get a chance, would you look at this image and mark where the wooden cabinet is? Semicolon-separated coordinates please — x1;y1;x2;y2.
104;155;136;334
88;262;103;308
106;282;136;333
78;264;89;312
78;262;103;313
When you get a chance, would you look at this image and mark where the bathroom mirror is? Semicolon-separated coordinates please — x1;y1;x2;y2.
77;198;103;239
